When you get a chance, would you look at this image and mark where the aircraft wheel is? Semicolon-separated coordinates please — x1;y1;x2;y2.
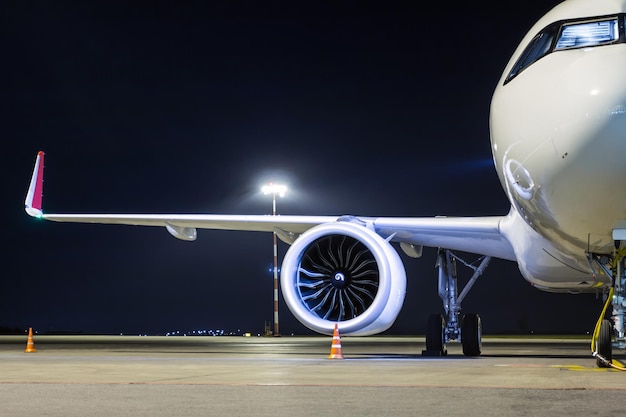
596;319;613;368
425;314;447;355
461;313;482;356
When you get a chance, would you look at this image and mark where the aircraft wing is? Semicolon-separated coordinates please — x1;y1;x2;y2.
36;212;339;239
25;151;514;260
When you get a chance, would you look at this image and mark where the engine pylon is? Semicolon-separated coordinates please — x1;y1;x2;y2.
328;323;344;359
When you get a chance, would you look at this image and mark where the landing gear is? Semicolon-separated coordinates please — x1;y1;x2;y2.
596;319;613;368
423;248;491;357
461;313;482;356
588;243;626;367
424;314;447;356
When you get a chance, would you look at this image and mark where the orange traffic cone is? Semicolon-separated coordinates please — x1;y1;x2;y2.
24;327;37;353
328;323;344;359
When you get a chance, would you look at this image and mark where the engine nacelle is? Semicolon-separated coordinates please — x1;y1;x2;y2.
280;221;407;336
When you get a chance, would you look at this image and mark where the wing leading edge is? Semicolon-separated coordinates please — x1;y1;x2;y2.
374;216;514;261
24;151;514;259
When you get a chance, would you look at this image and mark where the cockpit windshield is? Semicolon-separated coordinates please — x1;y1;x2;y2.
555;19;619;50
505;14;625;84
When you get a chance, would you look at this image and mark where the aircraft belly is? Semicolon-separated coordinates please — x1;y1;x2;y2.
500;209;608;291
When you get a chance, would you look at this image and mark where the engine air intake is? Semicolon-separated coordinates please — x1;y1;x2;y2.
298;234;380;322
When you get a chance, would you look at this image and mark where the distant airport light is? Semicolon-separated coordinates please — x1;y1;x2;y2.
262;183;287;199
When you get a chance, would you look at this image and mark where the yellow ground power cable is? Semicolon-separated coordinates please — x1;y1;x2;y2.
591;287;613;353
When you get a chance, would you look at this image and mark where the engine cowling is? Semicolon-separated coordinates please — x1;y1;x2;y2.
280;221;407;336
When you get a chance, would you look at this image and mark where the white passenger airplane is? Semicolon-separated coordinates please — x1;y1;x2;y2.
25;0;626;365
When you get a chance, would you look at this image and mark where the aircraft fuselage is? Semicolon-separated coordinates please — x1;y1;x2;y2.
491;1;626;290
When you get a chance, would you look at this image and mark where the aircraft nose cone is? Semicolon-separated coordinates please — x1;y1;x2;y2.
559;45;626;137
490;44;626;254
492;44;626;167
557;45;626;160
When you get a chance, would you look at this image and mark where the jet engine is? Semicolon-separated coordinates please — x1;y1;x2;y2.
280;221;406;336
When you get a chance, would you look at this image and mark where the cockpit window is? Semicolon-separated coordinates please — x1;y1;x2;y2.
555;19;619;50
505;29;557;82
504;14;625;85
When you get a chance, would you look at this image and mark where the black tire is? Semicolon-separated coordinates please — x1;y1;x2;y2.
461;313;482;356
426;313;447;355
596;319;612;368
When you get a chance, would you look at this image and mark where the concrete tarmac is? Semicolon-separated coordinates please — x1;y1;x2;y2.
1;334;625;416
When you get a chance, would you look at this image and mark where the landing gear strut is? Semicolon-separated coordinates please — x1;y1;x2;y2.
588;244;626;367
423;248;491;357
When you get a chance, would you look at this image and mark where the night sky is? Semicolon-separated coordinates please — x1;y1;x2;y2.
2;0;603;336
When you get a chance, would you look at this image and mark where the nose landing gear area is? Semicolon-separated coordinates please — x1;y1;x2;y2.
589;238;626;369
